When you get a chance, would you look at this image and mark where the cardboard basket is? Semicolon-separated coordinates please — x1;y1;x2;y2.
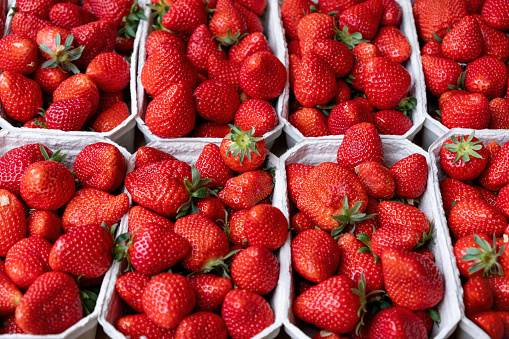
98;140;288;339
0;0;145;153
0;129;132;339
135;0;288;149
428;128;509;339
276;137;461;339
279;0;426;148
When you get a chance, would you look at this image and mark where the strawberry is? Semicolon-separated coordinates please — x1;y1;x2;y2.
91;101;130;132
0;315;25;334
289;108;329;137
188;273;232;313
371;26;411;63
243;204;287;251
207;54;242;92
441;15;483;63
378;201;430;235
481;0;509;30
219;125;266;171
496;185;509;218
115;271;151;313
193;79;239;124
173;213;230;272
313;39;354;78
238;51;286;100
453;234;504;278
441;92;490;129
135;146;177;169
465;56;508;100
53;73;99;119
128;222;190;275
128;205;174;234
339;0;384;41
175;311;227;339
142;273;196;329
116;314;177;339
11;12;51;42
33;65;71;95
146;30;185;57
356;161;395;200
15;272;83;334
383;248;444;310
449;198;507;239
487;141;509;188
62;188;129;231
27;210;62;243
281;0;315;40
0;144;51;196
389;153;428;199
464;277;494;317
293;275;361;334
124;160;191;218
412;0;468;41
489;98;509;129
97;91;123;111
370;223;422;258
477;185;498;207
209;0;248;46
472;312;504;339
145;83;196;138
162;0;207;37
373;110;413;136
0;71;43;122
440;177;483;212
186;25;226;76
229;32;271;65
294;54;337;108
421;40;443;57
440;133;489;181
297;12;335;56
233;3;264;34
218;170;273;209
36;26;76;63
70;20;116;70
0;271;22;317
328;100;373;136
16;0;59;19
291;212;315;235
286;163;314;205
368;307;428;338
0;34;38;75
489;275;509;311
420;54;464;98
88;0;133;28
49;3;96;30
221;289;274;339
231;245;279;294
20;148;75;210
195;143;234;189
86;52;130;93
337;123;384;172
476;16;509;63
234;99;278;135
363;57;411;110
380;0;402;26
438;89;469;111
5;236;52;289
226;209;248;247
44;98;91;131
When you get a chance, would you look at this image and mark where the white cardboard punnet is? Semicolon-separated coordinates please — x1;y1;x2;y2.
428;128;509;339
135;0;287;149
0;0;144;153
98;140;287;339
279;0;426;148
0;129;132;339
277;138;461;339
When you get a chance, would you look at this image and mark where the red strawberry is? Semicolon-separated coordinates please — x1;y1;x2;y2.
221;289;274;338
162;0;207;36
33;65;71;95
0;71;43;122
440;133;489;181
368;307;427;338
70;20;116;69
239;51;286;100
0;314;26;334
233;3;264;34
382;248;444;310
389;153;428;199
86;52;130;93
378;201;430;234
142;273;196;329
135;146;177;169
175;311;227;339
372;26;411;63
373;110;413;136
449;198;507;239
421;40;443;57
0;271;22;317
313;39;354;78
186;25;226;76
380;0;402;26
15;272;82;334
464;277;494;317
357;161;395;200
91;100;130;132
115;271;151;313
281;0;315;40
116;314;177;339
209;0;248;46
16;0;59;20
440;177;483;212
441;92;490;129
11;12;51;42
420;54;464;98
128;205;174;235
49;3;96;30
243;204;287;251
218;170;273;209
195;143;234;189
453;234;503;278
231;245;279;294
337;123;384;172
219;125;266;171
62;188;129;231
476;16;509;63
489;98;509;129
44;98;91;131
481;0;509;30
441;15;483;62
188;273;232;313
294;53;337;108
53;73;99;118
286;163;314;205
318;0;361;18
496;185;509;218
412;0;468;41
146;30;186;56
489;275;509;311
193;79;239;124
488;141;509;188
207;54;242;92
234;99;278;136
234;0;265;16
289;108;329;137
472;312;504;339
88;0;133;28
145;83;196;138
0;34;38;75
297;12;335;55
291;212;315;235
370;224;422;258
328;100;373;135
229;32;271;65
339;0;384;41
27;210;62;243
465;56;508;100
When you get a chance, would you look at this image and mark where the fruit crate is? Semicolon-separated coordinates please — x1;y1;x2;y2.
428;128;509;339
135;0;288;149
276;137;461;339
0;128;132;339
98;140;288;339
279;0;426;148
0;0;144;153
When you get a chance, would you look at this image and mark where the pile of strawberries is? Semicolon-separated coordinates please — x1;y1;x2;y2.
286;122;444;337
415;0;509;130
0;0;144;132
140;0;286;139
435;132;509;338
282;0;416;138
0;141;129;334
111;126;288;338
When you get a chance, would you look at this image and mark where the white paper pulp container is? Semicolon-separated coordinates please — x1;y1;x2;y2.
428;128;509;339
0;129;132;339
0;0;144;153
135;0;287;149
280;0;426;148
277;138;461;339
99;140;287;339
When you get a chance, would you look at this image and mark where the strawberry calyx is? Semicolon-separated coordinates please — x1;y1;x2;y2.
461;234;505;277
225;124;264;165
192;248;242;279
40;33;83;75
213;29;248;48
176;166;216;219
331;195;376;238
431;32;443;44
447;71;466;91
147;0;170;21
444;132;484;165
118;0;147;39
39;143;67;163
76;275;100;316
352;273;384;334
113;227;134;272
395;96;417;118
427;307;441;325
413;221;436;250
335;25;370;50
356;230;379;263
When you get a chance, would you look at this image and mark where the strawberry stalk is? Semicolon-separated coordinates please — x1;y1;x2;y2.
192;248;242;279
118;0;147;39
213;29;248;48
461;234;506;277
39;33;83;75
331;195;377;237
395;96;417;118
413;221;436;250
335;25;370;50
225;124;264;165
356;230;379;263
352;273;385;334
443;131;484;164
176;166;216;219
39;143;67;163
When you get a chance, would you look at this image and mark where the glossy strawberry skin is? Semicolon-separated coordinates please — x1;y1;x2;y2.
421;54;464;98
234;99;279;136
464;277;494;318
440;177;483;212
11;12;51;41
70;20;116;70
440;135;489;181
49;3;96;30
135;146;177;169
472;311;504;339
441;92;490;130
368;307;427;339
239;51;286;100
188;273;232;313
27;210;63;243
454;233;493;278
86;52;130;93
53;73;100;119
339;0;384;41
441;15;483;63
116;314;177;339
193;79;239;124
286;163;314;205
33;65;70;96
289;108;329;137
389;153;428;199
91;100;130;132
146;30;186;57
175;311;227;339
115;271;151;313
294;54;337;108
281;0;315;40
195;143;234;189
0;271;23;317
0;34;38;75
45;98;91;131
220;136;266;172
0;71;43;122
412;0;468;41
162;0;207;36
337;123;384;172
0;190;28;257
128;205;174;235
186;24;226;76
